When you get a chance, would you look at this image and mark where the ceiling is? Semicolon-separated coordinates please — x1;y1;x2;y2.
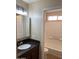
22;0;40;4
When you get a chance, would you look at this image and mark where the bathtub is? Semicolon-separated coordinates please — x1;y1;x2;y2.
44;39;62;58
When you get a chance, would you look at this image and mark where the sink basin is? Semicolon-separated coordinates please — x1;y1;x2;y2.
18;44;31;50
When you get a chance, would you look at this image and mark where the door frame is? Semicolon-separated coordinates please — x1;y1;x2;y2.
41;8;62;59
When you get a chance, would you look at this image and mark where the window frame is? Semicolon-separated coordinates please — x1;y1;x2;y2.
46;10;62;22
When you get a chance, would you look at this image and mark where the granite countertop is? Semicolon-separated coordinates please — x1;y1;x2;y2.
17;39;40;58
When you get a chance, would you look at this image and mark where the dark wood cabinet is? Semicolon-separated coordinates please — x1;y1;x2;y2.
31;46;39;59
27;46;39;59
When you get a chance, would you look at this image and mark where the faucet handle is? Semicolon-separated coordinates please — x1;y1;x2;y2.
20;42;23;44
18;42;23;45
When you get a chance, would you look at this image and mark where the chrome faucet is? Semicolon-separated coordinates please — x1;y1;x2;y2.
18;42;23;45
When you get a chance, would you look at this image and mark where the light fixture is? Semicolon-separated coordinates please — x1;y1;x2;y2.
16;9;27;15
16;5;27;16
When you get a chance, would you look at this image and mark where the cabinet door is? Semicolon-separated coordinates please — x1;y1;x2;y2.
25;52;32;59
26;56;32;59
31;46;39;59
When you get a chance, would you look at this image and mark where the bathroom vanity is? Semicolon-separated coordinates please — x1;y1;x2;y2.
17;38;40;59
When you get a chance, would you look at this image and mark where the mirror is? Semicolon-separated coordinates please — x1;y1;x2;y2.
16;14;30;41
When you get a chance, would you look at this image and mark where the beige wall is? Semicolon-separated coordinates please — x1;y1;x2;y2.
16;0;29;40
29;0;62;41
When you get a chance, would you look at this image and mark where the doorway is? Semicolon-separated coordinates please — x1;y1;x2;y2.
43;9;62;59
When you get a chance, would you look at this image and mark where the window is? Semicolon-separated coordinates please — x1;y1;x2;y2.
16;5;27;16
48;16;62;21
16;9;27;15
48;16;57;21
58;16;62;20
47;10;62;21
